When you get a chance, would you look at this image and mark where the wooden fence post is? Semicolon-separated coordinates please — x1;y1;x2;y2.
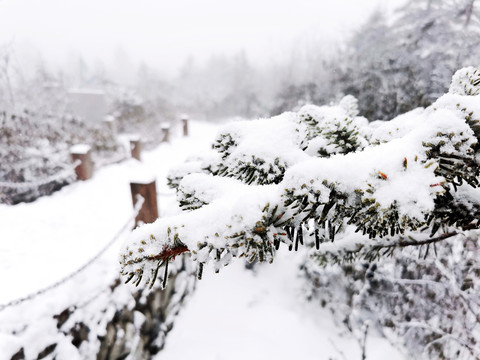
161;123;170;143
104;115;117;136
130;136;142;161
70;144;93;181
130;180;158;228
181;114;189;136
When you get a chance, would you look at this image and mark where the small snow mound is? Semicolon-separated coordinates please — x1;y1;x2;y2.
449;66;480;96
69;144;91;154
338;94;359;117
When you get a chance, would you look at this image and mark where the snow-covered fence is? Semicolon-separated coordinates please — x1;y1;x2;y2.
1;189;196;359
0;145;129;205
70;144;94;181
0;176;193;359
181;114;189;136
1;118;192;205
0;196;144;313
161;123;170;143
0;160;80;205
129;136;142;161
103;115;117;136
94;151;129;168
130;180;158;228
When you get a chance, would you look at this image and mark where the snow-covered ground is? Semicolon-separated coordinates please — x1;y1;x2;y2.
0;120;405;360
0;121;216;305
158;249;405;360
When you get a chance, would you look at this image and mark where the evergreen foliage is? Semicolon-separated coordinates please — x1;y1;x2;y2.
120;67;480;358
335;0;480;120
120;67;480;293
303;231;480;359
272;0;480;122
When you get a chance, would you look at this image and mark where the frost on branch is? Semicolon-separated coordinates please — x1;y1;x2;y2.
120;68;480;288
121;184;289;288
449;66;480;97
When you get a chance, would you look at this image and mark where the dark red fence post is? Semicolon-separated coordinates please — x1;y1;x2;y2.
70;144;93;181
161;124;170;143
130;136;142;161
130;180;158;228
181;114;189;136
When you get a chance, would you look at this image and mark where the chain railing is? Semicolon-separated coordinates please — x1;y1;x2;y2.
0;195;144;312
95;152;129;168
0;122;189;309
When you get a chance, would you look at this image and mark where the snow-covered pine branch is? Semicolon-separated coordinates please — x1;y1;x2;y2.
120;66;480;289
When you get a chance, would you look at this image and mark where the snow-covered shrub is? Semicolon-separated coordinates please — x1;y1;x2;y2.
120;67;480;358
0;110;120;204
303;233;480;360
336;0;480;121
2;256;196;360
273;1;480;122
109;87;175;149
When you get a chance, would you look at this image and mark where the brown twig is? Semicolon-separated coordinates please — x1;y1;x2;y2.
147;245;190;263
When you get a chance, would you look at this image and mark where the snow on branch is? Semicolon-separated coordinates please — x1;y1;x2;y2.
120;67;480;288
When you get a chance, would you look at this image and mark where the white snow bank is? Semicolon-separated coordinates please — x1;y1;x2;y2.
156;248;405;360
70;144;91;154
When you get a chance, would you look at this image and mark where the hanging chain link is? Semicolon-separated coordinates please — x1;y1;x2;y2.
0;195;144;312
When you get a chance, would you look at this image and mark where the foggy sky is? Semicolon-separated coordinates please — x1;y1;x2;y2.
0;0;406;76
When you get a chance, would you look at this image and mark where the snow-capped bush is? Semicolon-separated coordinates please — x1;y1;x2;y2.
120;67;480;359
0;110;120;204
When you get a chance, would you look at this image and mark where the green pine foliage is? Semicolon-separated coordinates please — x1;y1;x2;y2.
120;68;480;299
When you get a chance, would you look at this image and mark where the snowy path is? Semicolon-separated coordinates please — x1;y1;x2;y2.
0;121;217;358
0;120;405;359
157;249;405;360
0;121;216;306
